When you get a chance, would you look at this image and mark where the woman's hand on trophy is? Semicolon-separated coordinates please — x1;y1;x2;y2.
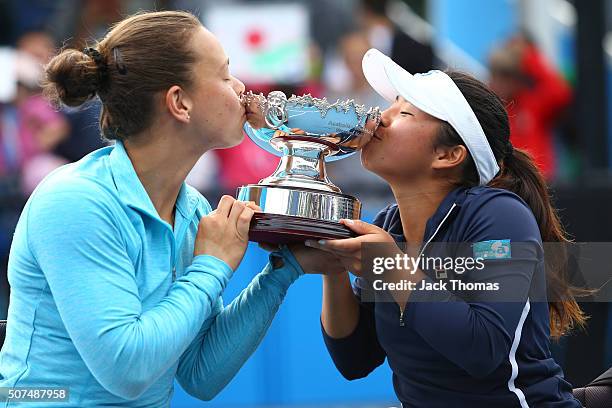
244;91;266;129
194;195;255;270
287;244;347;276
304;219;397;276
255;241;347;276
244;201;262;212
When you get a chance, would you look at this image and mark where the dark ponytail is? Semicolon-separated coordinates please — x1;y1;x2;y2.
436;71;587;338
490;148;587;337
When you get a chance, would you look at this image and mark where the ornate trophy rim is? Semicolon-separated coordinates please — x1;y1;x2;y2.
243;91;381;154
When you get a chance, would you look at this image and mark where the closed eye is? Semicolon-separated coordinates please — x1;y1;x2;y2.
400;111;414;116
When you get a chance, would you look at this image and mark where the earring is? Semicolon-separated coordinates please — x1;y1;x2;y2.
186;113;190;120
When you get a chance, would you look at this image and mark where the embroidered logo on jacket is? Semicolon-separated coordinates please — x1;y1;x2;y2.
473;239;511;259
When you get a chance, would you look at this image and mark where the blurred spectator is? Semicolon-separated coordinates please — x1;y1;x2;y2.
358;0;434;74
328;31;388;108
489;34;573;180
16;31;55;63
0;48;69;194
305;0;357;54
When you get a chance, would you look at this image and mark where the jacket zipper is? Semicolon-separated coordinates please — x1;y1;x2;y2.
397;203;458;327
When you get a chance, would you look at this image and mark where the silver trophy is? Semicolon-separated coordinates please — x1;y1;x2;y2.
238;91;381;243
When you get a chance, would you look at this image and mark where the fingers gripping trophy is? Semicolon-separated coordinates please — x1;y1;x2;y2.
238;91;381;244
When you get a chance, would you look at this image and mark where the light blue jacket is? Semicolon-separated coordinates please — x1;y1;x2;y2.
0;140;303;407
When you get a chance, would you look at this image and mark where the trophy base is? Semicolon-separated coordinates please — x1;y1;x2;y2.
236;184;361;244
249;213;356;244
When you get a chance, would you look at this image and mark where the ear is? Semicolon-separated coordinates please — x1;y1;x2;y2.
164;85;193;124
431;144;468;171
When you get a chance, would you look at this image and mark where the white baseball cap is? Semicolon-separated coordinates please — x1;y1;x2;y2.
362;48;500;185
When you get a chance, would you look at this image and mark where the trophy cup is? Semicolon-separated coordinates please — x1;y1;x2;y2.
238;91;381;244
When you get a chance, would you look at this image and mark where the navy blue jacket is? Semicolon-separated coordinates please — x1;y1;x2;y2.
322;186;581;407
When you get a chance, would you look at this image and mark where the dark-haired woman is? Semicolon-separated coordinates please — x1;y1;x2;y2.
295;49;584;407
0;11;303;407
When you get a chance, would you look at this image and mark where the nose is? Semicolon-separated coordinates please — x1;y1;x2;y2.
380;108;392;127
234;77;246;96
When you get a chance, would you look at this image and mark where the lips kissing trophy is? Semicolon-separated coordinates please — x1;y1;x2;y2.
237;91;381;244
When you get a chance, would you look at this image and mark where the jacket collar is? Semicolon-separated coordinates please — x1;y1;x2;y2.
108;140;192;221
422;186;469;242
387;186;470;243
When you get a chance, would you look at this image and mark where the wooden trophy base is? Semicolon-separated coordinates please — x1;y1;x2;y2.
248;212;356;244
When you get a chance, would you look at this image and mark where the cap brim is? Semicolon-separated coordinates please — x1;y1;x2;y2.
362;49;444;120
362;48;403;103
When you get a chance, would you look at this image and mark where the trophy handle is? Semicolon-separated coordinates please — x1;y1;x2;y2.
264;91;289;129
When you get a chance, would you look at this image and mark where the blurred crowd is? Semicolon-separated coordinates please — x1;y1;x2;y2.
0;0;576;317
